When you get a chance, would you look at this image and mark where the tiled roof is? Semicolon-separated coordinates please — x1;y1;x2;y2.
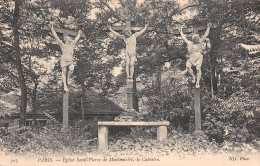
0;89;123;117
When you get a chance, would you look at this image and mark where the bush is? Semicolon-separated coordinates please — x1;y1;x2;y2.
0;120;98;156
202;91;259;143
142;74;259;144
143;82;193;132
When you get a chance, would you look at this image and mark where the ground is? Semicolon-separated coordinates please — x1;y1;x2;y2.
0;124;259;166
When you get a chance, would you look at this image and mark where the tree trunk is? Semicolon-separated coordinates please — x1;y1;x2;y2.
206;41;214;98
155;66;162;95
208;27;222;95
211;53;218;94
152;66;162;94
81;80;85;122
13;0;27;127
32;80;38;126
240;0;249;60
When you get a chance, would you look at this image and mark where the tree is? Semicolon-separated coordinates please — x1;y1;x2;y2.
12;0;28;126
190;0;260;96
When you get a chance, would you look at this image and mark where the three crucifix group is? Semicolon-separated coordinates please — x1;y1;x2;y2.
48;20;211;91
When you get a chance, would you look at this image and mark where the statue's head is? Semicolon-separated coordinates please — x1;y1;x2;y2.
192;34;200;44
122;28;132;38
64;35;73;43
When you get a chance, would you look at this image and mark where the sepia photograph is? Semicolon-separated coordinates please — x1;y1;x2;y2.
0;0;259;165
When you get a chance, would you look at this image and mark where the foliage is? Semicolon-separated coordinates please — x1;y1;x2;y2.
143;81;193;131
203;87;260;143
1;126;259;158
1;120;98;156
0;0;260;160
141;64;259;143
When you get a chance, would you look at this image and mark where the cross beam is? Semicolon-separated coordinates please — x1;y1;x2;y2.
103;21;153;32
43;25;86;39
168;25;207;35
168;24;217;35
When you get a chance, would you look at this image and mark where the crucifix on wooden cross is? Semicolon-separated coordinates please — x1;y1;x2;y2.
170;23;214;133
106;21;153;79
106;21;153;111
43;25;85;131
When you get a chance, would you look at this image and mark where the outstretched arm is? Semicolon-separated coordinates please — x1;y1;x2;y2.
135;24;149;38
179;26;190;44
107;25;124;39
73;30;82;43
200;23;211;42
50;23;63;45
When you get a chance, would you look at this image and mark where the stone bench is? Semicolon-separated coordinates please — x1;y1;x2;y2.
97;121;170;151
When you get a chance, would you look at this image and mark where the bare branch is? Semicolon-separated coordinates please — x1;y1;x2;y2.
177;5;200;14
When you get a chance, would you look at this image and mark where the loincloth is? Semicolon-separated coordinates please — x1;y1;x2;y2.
125;48;136;55
60;60;75;68
187;53;203;67
125;50;137;61
60;53;75;68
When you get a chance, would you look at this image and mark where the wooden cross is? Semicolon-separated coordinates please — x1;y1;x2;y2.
167;25;207;35
43;25;85;131
43;25;86;39
167;24;216;132
104;20;153;32
167;24;217;35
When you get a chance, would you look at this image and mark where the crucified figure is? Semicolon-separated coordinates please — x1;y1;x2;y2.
107;23;149;80
50;22;82;91
178;23;211;88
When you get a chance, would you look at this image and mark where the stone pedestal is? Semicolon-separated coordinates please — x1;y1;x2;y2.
126;79;134;109
114;79;137;121
114;109;137;121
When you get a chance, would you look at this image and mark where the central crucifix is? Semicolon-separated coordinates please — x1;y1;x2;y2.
105;21;152;117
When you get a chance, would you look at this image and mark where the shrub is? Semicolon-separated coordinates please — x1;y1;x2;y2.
0;121;98;156
143;82;193;132
202;91;259;143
